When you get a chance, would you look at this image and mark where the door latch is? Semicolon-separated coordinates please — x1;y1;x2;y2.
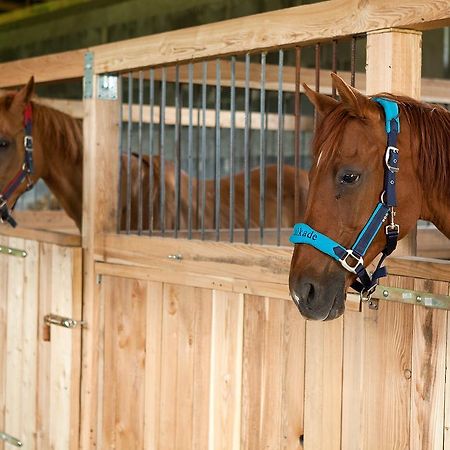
44;314;86;329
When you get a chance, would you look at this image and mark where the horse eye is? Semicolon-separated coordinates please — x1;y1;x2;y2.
340;173;360;184
0;139;10;149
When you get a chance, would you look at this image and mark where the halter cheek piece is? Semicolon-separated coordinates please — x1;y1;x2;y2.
289;98;400;300
0;103;35;228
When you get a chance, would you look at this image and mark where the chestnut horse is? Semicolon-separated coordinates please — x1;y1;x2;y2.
0;78;308;232
289;73;450;321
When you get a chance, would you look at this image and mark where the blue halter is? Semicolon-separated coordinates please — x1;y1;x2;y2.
289;98;400;299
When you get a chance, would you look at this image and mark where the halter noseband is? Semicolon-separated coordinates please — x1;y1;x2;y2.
290;98;400;300
0;103;35;227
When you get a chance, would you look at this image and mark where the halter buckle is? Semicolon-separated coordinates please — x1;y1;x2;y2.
385;223;400;234
339;249;364;274
24;135;33;150
385;146;399;173
360;283;377;302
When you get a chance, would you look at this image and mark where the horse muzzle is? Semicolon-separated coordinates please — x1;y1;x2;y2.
289;272;346;320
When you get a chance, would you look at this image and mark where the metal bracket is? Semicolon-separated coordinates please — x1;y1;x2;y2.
44;314;86;329
97;75;118;100
83;51;94;99
0;246;27;258
0;431;22;447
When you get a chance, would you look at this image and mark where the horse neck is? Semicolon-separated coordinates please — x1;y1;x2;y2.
33;102;83;229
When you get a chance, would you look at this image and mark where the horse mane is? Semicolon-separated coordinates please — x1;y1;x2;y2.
313;93;450;199
32;100;83;164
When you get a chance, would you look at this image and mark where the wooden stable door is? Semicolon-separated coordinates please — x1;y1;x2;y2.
94;273;305;450
0;237;82;450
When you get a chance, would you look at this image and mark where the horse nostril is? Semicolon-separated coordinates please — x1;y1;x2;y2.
290;281;315;308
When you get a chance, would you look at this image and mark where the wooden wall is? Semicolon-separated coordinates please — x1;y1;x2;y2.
0;235;81;450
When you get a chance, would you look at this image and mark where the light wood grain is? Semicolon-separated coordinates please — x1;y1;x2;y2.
410;279;447;450
93;0;450;74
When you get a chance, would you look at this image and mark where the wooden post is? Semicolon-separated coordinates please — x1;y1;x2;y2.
366;28;422;256
80;69;120;450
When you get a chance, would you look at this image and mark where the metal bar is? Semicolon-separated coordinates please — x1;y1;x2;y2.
351;36;356;87
314;43;320;132
215;58;221;241
294;47;301;224
229;56;236;243
259;52;266;244
188;62;194;239
116;74;124;233
200;62;207;240
148;68;155;235
126;72;133;234
137;70;144;235
347;285;450;311
244;53;251;244
174;65;181;237
0;431;22;447
276;49;284;246
160;67;166;235
332;39;337;98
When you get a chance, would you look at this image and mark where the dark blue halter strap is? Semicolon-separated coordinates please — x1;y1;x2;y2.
290;97;400;297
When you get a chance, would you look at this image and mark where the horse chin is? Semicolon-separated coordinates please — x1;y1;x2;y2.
289;273;346;321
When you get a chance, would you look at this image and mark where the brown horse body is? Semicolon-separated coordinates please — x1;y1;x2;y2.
1;78;308;234
289;73;450;321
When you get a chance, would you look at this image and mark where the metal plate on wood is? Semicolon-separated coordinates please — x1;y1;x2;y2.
0;245;27;258
347;284;450;311
97;75;118;100
44;314;86;329
83;51;94;99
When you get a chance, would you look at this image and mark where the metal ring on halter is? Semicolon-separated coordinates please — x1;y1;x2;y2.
339;249;364;274
385;146;399;173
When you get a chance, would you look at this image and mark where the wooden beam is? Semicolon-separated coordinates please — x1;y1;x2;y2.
92;0;450;74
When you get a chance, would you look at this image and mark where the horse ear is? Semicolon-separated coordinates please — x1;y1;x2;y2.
330;73;371;116
10;76;35;111
302;82;338;117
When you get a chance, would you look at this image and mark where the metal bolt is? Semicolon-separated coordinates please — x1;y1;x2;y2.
416;296;422;303
383;290;389;298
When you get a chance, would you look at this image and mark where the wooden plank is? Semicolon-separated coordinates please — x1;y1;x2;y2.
0;236;8;450
101;276;147;449
5;238;39;449
0;49;85;88
93;0;450;74
410;279;447;450
445;282;450;450
386;256;450;283
208;290;243;450
0;223;80;247
342;276;414;449
303;317;343;450
143;281;164;450
241;295;304;450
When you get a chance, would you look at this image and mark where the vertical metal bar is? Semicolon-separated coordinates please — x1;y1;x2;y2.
148;68;155;235
244;53;251;244
137;70;144;235
160;67;166;235
351;36;357;87
188;62;194;239
200;62;207;240
126;72;133;234
314;43;320;132
174;65;181;237
116;74;124;233
332;39;338;98
294;47;301;224
259;52;266;244
215;59;221;241
277;49;284;246
229;56;236;243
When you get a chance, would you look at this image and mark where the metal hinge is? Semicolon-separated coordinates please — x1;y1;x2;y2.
0;245;27;258
0;431;22;447
44;314;86;329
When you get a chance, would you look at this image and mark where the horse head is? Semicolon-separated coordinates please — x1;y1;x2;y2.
289;73;424;320
0;78;43;213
